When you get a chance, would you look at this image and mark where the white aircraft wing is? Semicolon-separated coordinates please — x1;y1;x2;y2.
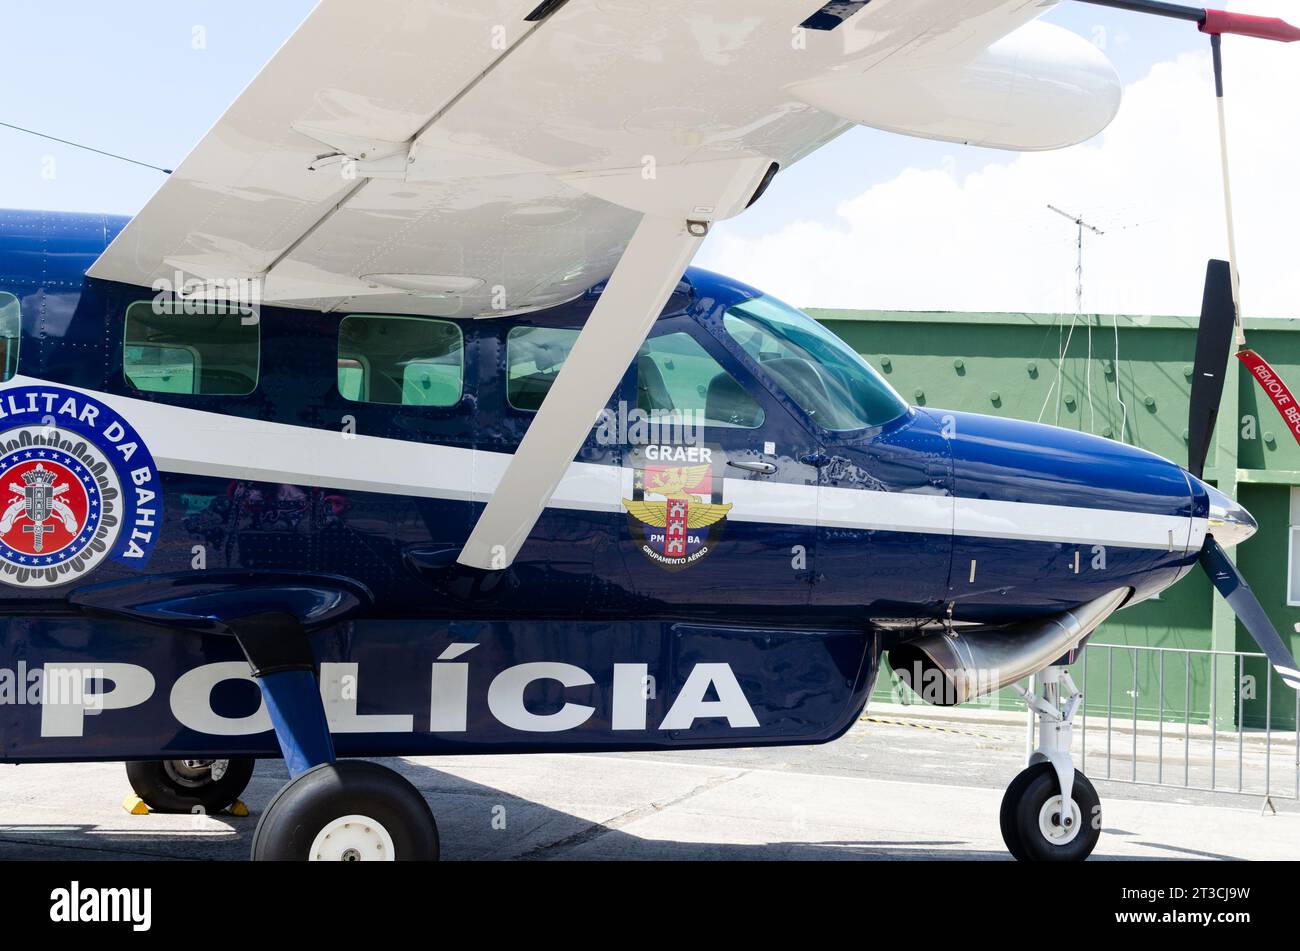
88;0;1122;569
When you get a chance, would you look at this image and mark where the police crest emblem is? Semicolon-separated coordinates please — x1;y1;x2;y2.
0;385;162;588
622;444;731;570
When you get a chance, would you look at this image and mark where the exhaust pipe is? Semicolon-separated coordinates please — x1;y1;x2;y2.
889;588;1129;706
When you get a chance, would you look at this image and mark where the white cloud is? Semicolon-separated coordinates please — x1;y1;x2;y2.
697;1;1300;318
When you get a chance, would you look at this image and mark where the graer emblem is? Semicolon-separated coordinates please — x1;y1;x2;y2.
622;446;732;570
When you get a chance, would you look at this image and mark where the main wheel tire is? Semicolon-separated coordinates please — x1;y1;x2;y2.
251;760;438;862
1007;766;1101;862
125;758;255;815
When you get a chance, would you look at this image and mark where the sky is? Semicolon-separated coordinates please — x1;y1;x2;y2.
0;0;1294;318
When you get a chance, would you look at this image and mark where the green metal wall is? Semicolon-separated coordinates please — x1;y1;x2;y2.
809;309;1300;729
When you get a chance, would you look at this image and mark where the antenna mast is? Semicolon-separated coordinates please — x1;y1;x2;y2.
1042;205;1109;432
1047;204;1105;315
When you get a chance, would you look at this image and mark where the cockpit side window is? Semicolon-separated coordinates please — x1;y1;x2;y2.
507;327;580;412
338;315;463;407
636;332;764;429
0;292;20;383
124;301;260;396
723;296;907;431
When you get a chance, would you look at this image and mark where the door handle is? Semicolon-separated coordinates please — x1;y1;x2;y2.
727;459;777;475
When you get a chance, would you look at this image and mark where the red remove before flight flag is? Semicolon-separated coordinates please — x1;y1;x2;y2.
1200;9;1300;42
1237;349;1300;446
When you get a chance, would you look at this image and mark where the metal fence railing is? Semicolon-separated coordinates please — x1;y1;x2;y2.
875;641;1300;807
1070;643;1300;808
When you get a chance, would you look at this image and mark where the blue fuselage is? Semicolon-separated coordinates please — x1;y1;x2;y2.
0;209;1208;761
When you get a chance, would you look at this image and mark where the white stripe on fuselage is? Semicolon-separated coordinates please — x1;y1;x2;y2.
5;377;1203;551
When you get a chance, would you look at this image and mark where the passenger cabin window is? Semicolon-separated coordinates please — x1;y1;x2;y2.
338;315;463;407
0;292;19;383
724;296;907;431
507;327;579;412
637;333;764;429
124;302;260;396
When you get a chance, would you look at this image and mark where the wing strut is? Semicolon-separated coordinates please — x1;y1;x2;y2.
457;214;705;570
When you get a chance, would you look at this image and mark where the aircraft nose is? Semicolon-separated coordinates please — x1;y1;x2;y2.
1199;479;1257;548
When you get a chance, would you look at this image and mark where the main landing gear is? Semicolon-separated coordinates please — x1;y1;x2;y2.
228;612;439;861
125;758;254;815
1001;665;1101;862
252;760;438;861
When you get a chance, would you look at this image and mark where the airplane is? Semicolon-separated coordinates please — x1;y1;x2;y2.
1;0;1298;863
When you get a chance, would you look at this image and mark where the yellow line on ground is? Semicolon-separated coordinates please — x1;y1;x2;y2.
860;715;1002;740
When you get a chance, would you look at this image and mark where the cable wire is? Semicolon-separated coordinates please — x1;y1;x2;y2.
0;121;172;174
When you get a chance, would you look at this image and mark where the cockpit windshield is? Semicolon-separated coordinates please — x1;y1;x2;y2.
723;296;907;431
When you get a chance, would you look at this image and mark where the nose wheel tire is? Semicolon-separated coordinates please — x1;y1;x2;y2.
1000;764;1100;862
251;760;439;861
125;758;255;815
998;762;1050;861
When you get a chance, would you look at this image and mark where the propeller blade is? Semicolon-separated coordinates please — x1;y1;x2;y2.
1187;259;1236;479
1201;9;1300;43
1200;536;1300;691
1073;3;1300;44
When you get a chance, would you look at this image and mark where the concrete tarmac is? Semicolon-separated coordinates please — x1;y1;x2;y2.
1;713;1296;861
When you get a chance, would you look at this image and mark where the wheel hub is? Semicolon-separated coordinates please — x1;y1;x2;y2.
309;815;396;862
1037;795;1082;846
163;759;230;789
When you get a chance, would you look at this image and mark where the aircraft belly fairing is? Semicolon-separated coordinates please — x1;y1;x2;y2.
0;617;878;762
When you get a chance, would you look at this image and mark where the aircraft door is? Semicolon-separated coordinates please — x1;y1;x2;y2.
711;292;953;621
616;320;819;616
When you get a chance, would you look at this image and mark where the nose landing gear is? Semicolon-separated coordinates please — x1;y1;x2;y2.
1001;665;1101;861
